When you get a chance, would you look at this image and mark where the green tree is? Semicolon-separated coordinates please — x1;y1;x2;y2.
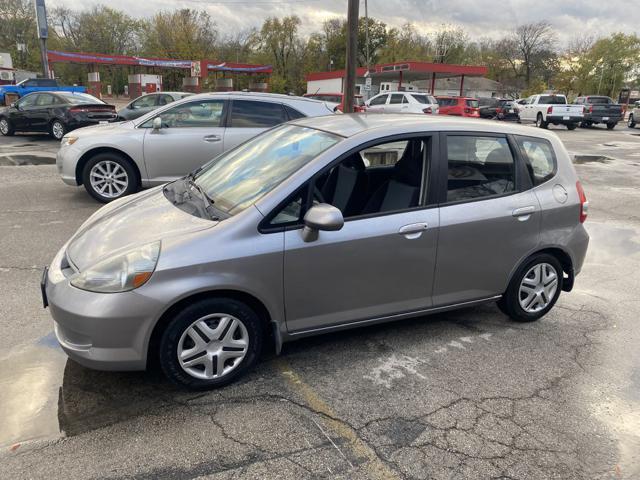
0;0;42;71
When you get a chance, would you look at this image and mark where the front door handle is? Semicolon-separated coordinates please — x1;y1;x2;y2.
512;206;536;221
398;222;428;239
203;135;221;143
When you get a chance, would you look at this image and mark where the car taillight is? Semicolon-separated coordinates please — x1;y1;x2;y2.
496;107;503;114
423;107;432;114
576;181;588;223
589;105;593;113
547;106;553;114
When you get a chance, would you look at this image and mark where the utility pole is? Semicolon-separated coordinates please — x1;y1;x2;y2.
343;0;359;113
34;0;50;78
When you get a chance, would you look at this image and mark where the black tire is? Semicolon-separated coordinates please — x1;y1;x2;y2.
50;119;66;140
606;122;616;130
497;253;563;323
535;113;547;129
579;121;588;128
566;123;577;130
158;297;264;390
81;152;139;203
628;114;636;129
0;116;14;136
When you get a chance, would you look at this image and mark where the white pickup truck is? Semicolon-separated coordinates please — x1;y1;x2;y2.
519;94;583;130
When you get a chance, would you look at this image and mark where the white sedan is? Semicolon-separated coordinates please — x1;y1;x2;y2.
57;92;335;202
366;91;439;114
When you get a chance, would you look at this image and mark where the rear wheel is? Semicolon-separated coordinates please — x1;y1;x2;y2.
498;253;563;322
535;113;547;129
567;123;577;130
50;119;66;140
606;122;616;130
0;117;14;136
159;298;264;390
82;152;138;202
627;114;636;128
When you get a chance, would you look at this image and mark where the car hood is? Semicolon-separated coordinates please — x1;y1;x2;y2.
72;120;135;138
67;187;216;271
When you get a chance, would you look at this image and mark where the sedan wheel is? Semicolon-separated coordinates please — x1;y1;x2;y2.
0;118;13;136
51;120;65;140
89;160;129;199
629;115;636;128
518;263;558;313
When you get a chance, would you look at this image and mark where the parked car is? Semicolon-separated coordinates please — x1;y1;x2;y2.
117;92;194;121
519;94;583;130
435;96;480;117
365;92;439;114
573;96;623;129
0;91;116;140
43;114;589;389
56;92;336;202
478;98;520;121
0;78;86;105
303;92;365;112
628;109;638;129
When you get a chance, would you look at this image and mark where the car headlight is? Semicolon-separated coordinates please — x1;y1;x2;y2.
61;136;78;146
70;242;160;293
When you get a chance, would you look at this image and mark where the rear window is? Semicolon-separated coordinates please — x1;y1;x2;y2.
310;94;342;103
465;99;479;108
539;95;567;105
587;97;612;104
516;136;556;186
56;92;105;104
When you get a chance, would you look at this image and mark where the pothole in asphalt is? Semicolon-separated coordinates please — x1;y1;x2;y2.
0;155;56;166
573;155;612;164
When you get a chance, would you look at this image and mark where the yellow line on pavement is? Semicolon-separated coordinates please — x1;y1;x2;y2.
276;358;401;480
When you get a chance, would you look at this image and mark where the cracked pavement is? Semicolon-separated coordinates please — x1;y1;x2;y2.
0;126;639;479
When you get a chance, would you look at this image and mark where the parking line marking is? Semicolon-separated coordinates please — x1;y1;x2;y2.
276;358;401;480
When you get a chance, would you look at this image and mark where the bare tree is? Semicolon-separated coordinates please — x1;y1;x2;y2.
512;21;557;87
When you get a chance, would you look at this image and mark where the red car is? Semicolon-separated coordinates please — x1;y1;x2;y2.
303;93;366;112
435;96;480;117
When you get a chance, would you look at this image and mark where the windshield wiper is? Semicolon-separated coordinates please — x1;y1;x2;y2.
185;175;218;220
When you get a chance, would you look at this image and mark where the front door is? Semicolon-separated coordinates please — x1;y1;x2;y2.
10;94;38;130
281;135;440;333
141;99;227;183
432;133;541;306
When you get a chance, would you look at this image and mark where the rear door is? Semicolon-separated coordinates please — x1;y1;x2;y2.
433;132;541;306
385;93;405;113
223;99;288;151
141;98;227;183
32;93;57;131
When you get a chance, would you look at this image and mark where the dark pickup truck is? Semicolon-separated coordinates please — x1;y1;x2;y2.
574;96;623;129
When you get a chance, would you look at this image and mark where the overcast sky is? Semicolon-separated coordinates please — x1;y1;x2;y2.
48;0;640;45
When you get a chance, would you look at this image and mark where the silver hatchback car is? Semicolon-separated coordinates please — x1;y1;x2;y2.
44;114;589;389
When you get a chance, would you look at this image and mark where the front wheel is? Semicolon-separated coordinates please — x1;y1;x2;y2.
628;114;636;128
50;119;66;140
159;298;264;390
82;152;138;202
498;253;563;322
0;117;15;136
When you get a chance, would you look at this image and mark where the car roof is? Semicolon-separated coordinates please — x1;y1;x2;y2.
189;91;326;104
290;113;557;140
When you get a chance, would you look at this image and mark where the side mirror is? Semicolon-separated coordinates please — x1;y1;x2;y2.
152;117;162;130
301;204;344;242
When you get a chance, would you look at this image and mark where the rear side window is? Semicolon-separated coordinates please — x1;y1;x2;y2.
229;100;287;128
516;136;556;186
445;135;515;202
389;94;404;104
411;94;429;104
284;105;305;120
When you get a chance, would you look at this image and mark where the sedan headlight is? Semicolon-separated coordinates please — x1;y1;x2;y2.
61;136;78;146
70;242;160;293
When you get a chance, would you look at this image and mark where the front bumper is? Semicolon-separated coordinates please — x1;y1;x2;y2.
45;246;165;371
56;145;83;186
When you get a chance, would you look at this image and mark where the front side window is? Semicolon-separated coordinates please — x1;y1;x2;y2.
446;135;515;202
35;93;56;106
195;125;341;215
141;100;224;128
369;94;387;106
132;95;157;109
516;136;556;186
18;94;38;108
229;100;287;128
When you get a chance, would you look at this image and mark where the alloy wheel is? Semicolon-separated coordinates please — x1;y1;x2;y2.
518;263;558;313
89;160;129;198
52;121;65;140
177;314;249;380
0;119;8;135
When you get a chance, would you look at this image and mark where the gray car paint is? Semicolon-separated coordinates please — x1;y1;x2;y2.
46;114;589;371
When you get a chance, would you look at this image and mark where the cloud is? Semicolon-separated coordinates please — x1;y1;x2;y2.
48;0;640;46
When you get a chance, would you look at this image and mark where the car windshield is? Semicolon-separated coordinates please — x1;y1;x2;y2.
57;92;105;104
194;125;341;215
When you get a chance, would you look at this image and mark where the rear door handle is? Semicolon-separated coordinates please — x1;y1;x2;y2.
203;135;221;142
512;206;536;220
399;222;428;239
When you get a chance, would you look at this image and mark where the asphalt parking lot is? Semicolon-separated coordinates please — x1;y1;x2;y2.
0;122;639;479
